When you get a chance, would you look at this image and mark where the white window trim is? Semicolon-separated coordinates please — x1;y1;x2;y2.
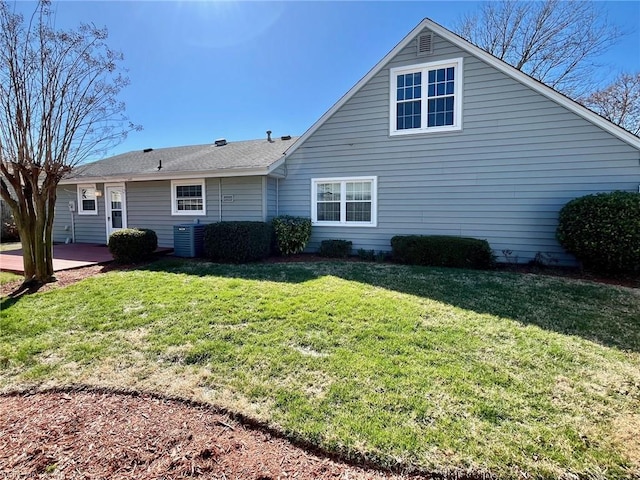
389;57;463;136
311;176;378;227
77;184;98;215
171;179;206;216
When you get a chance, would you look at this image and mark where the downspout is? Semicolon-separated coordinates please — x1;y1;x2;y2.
218;178;222;222
276;178;279;216
70;210;75;243
262;177;267;221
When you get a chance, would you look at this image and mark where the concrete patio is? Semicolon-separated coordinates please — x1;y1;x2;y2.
0;243;171;274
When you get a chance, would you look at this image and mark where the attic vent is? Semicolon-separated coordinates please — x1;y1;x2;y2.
143;148;153;153
281;135;291;141
417;33;433;56
214;138;227;147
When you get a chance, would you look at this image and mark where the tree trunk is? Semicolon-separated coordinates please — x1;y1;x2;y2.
33;193;48;282
16;219;36;281
44;187;57;278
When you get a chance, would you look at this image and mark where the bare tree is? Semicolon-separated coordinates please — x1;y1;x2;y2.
579;72;640;136
455;0;623;97
0;0;138;285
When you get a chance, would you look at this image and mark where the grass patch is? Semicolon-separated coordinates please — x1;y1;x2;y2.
1;259;639;479
0;271;21;285
0;242;21;252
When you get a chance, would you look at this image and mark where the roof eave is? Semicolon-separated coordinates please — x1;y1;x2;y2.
58;166;277;185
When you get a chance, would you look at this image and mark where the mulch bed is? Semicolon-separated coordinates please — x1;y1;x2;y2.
0;388;417;480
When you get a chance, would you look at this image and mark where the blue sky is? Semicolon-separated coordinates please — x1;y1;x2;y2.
18;1;640;157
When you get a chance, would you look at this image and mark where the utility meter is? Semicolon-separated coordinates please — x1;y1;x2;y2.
68;200;76;212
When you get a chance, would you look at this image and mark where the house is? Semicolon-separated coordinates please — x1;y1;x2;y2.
55;18;640;265
55;137;293;247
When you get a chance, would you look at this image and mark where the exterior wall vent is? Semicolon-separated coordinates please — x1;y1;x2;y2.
214;138;227;147
417;33;434;56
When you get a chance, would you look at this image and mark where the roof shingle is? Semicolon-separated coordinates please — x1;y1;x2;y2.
66;137;296;180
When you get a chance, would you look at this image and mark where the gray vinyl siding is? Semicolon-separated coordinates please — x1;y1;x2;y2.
219;177;264;223
53;184;106;244
126;177;265;247
54;176;266;247
266;177;278;219
278;29;640;265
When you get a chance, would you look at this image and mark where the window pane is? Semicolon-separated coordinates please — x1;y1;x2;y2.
446;96;454;110
446;82;455;95
445;112;454;125
81;188;95;200
446;67;455;80
403;87;412;100
346;182;371;201
176;185;202;198
397;75;404;87
317;202;340;221
82;199;96;211
397;100;421;130
177;199;203;211
317;183;340;201
436;68;445;82
112;211;122;228
346;202;371;222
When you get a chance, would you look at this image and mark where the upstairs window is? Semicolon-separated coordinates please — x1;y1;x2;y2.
77;184;97;215
312;177;377;227
390;58;462;136
171;179;206;215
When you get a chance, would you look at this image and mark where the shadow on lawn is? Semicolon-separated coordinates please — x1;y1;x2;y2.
142;257;640;354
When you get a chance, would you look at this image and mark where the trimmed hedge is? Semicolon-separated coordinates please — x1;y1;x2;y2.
556;191;640;274
108;228;158;264
203;221;271;263
272;216;312;255
391;235;494;269
319;239;352;258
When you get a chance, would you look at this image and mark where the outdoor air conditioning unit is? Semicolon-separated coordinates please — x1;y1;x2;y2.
173;223;205;258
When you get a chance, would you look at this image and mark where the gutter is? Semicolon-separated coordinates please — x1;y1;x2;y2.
59;164;286;185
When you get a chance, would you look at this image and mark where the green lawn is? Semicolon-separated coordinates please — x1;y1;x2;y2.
0;271;21;285
0;241;21;252
1;259;639;479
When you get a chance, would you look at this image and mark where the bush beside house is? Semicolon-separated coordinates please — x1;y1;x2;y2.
557;191;640;274
203;221;272;263
108;228;158;263
319;239;352;258
391;235;495;269
272;216;312;255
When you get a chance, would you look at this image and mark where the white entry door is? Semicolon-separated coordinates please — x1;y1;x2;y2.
105;184;127;241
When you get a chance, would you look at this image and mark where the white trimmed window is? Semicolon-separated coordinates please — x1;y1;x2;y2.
389;58;463;136
77;184;97;215
171;179;206;215
311;177;377;227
